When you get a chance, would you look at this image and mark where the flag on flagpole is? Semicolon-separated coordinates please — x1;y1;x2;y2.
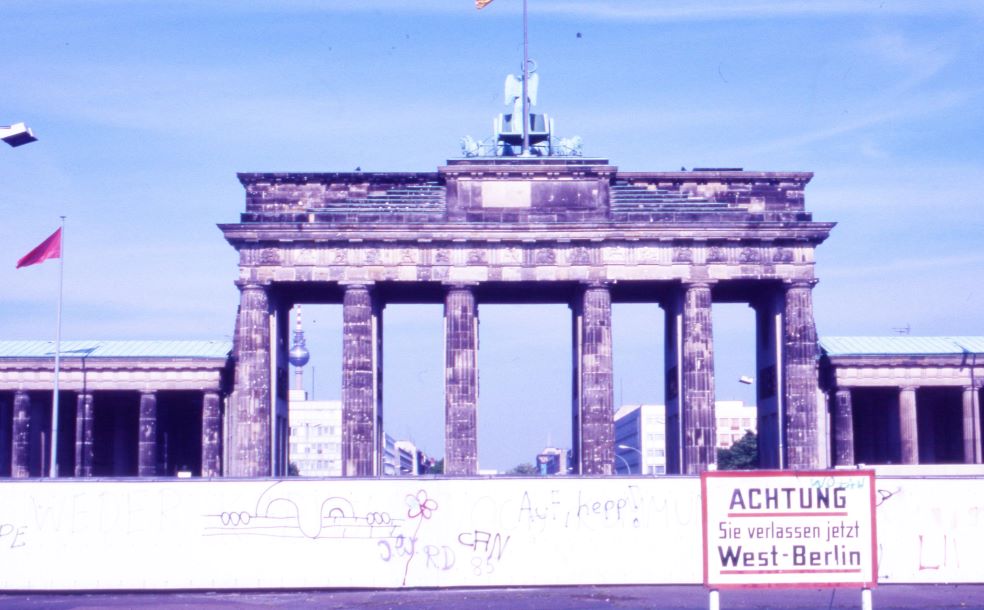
476;0;494;8
16;228;62;269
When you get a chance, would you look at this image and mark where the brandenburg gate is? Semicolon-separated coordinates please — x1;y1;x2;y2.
220;157;833;478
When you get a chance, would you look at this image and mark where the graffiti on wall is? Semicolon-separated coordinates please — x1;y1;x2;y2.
0;475;982;590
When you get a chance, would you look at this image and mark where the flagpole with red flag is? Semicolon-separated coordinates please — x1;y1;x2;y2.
51;216;65;478
16;220;65;477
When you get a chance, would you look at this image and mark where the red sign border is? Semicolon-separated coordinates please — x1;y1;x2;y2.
701;469;878;590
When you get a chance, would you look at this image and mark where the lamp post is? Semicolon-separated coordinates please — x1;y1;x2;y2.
1;122;37;147
614;452;631;475
617;444;643;475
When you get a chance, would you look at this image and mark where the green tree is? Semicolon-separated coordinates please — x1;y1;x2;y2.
717;431;758;470
430;458;445;475
506;462;538;476
288;462;300;476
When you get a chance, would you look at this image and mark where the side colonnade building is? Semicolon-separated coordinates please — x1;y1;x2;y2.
219;157;835;477
0;340;229;478
821;336;984;467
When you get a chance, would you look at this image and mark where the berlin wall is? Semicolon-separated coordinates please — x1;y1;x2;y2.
0;475;982;590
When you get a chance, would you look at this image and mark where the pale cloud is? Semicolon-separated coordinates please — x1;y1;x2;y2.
823;253;984;280
4;58;482;145
811;162;984;211
18;0;983;20
860;30;957;93
226;0;984;21
532;0;984;21
738;88;976;157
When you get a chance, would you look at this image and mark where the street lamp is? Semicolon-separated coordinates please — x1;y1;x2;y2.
1;122;37;147
616;444;643;475
614;452;631;475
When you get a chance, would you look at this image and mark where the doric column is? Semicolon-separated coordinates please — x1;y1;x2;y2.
833;389;855;466
74;393;94;477
783;280;821;469
342;283;381;477
227;281;272;477
444;284;479;476
963;386;981;464
11;391;31;479
681;282;716;475
573;282;614;476
138;392;158;476
0;395;10;477
201;391;222;477
662;295;682;474
752;291;783;469
899;386;919;465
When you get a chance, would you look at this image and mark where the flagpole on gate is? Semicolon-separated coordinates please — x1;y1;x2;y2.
49;216;65;478
521;0;530;156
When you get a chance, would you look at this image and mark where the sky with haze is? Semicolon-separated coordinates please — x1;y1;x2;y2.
2;1;982;471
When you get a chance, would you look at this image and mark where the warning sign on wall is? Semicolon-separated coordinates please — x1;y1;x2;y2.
701;470;877;588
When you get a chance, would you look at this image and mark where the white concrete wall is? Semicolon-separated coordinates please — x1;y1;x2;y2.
0;475;981;590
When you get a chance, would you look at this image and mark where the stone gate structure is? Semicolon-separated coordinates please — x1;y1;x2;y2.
220;157;834;477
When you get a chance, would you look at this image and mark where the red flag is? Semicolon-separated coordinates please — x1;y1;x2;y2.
16;228;62;269
476;0;494;8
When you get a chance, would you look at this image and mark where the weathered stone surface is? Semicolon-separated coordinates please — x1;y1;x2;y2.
222;158;834;479
12;391;30;479
341;284;379;477
899;387;919;464
681;282;716;474
964;387;982;464
227;282;272;477
444;286;478;475
783;281;821;469
577;284;615;475
202;391;222;477
833;389;855;466
138;392;158;477
74;393;94;477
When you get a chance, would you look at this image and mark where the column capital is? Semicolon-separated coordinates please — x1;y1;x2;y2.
900;384;919;392
234;279;271;291
443;282;478;291
581;280;611;290
784;278;819;290
339;281;373;289
682;279;716;290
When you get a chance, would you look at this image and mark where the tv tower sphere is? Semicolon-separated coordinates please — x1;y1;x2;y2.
289;306;310;368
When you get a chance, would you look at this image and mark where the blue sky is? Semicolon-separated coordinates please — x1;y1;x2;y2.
2;1;983;470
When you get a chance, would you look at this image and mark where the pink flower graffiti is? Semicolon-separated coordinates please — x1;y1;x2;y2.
406;489;438;520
